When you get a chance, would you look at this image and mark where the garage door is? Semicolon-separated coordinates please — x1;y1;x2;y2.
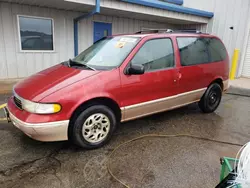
242;31;250;77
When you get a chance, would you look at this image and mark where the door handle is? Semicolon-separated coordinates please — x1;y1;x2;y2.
177;72;182;80
174;71;182;83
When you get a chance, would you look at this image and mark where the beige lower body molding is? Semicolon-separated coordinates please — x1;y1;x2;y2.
121;88;207;122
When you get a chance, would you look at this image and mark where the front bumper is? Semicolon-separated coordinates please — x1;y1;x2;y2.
6;106;69;142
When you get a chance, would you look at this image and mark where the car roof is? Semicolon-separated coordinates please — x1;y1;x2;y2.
112;32;218;39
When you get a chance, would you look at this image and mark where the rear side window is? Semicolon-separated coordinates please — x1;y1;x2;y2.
177;37;209;66
131;38;174;72
205;38;227;62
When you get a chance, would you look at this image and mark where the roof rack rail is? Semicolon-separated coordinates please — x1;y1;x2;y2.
135;29;208;34
135;29;174;34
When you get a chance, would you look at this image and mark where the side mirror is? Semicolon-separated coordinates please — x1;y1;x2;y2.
126;64;145;75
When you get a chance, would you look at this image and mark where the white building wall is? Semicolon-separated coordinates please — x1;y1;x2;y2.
183;0;216;12
78;14;176;52
0;2;78;79
179;24;208;33
183;0;250;75
0;2;176;79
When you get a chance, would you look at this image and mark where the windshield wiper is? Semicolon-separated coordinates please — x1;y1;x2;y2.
82;63;96;71
68;59;96;71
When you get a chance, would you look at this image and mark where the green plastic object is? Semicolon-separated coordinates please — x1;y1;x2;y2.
219;157;240;188
220;157;237;181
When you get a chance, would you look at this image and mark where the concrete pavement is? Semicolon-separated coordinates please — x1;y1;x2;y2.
228;77;250;96
0;93;249;188
0;79;20;94
0;94;9;120
230;77;250;89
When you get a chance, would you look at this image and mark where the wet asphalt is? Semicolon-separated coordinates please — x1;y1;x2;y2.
0;93;249;188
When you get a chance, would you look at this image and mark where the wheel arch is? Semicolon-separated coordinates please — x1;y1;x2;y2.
210;77;224;90
68;97;121;139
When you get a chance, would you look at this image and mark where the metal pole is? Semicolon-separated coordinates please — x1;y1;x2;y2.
230;49;240;80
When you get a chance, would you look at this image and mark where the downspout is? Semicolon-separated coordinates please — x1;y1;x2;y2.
74;0;100;56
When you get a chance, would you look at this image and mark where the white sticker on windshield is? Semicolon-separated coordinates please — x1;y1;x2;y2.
119;38;138;43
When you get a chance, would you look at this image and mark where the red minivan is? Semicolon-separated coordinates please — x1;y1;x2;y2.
6;30;229;149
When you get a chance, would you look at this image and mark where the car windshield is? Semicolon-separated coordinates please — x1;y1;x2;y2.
73;36;140;70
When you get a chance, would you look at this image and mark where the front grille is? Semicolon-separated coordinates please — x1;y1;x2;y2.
14;96;23;110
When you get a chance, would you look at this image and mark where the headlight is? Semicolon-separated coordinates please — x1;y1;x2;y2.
22;99;61;114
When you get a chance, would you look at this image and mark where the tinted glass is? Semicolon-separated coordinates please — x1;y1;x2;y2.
206;38;227;62
131;38;174;72
73;36;140;70
19;16;53;51
177;37;209;66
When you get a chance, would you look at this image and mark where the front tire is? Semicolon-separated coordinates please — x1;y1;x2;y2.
199;83;222;113
71;105;117;149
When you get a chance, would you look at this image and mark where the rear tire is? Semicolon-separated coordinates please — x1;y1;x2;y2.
199;83;222;113
71;105;116;149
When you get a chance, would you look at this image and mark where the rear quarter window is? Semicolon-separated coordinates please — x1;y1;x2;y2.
205;38;227;62
177;37;209;66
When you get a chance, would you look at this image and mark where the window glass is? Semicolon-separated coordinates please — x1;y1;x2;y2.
131;38;174;72
73;36;140;70
19;16;54;51
206;38;227;62
177;37;209;66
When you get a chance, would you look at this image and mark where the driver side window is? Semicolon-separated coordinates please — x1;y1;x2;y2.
131;38;174;72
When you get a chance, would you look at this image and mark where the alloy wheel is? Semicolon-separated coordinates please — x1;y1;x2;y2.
82;113;110;143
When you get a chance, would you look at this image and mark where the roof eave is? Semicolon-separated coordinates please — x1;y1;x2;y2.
121;0;214;18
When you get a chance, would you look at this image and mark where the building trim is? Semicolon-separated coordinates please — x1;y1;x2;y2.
163;0;183;5
121;0;214;18
17;15;55;53
74;0;100;56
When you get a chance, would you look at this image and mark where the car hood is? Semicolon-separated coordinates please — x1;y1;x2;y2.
14;64;100;101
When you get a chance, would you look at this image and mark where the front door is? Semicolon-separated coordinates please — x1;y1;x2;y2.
119;38;179;121
93;22;112;43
